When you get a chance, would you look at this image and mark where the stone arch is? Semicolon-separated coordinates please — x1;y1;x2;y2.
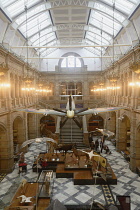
0;125;8;171
117;114;131;152
13;116;25;152
88;115;104;132
58;52;84;67
131;125;140;171
129;124;140;172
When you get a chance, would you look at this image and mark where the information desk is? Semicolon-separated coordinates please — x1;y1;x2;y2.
8;183;38;210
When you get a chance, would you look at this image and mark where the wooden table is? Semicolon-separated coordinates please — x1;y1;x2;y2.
8;207;34;210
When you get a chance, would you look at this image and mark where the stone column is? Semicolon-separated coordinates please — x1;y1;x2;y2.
0;114;14;173
7;71;12;109
106;113;116;133
82;80;89;107
28;114;38;139
116;113;127;152
82;115;89;146
129;115;139;172
54;80;60;102
55;116;61;138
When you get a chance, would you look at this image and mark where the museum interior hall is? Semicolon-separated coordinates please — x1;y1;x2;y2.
0;0;140;209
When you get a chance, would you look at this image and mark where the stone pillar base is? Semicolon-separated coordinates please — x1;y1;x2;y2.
55;133;60;143
0;157;14;173
83;133;89;147
116;141;127;152
130;156;140;172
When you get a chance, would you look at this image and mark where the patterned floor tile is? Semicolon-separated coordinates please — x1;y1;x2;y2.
102;185;116;206
75;193;92;203
0;174;7;182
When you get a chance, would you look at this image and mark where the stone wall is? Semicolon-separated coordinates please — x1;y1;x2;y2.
0;45;140;172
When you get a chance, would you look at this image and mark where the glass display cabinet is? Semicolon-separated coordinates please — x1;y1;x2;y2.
38;170;53;198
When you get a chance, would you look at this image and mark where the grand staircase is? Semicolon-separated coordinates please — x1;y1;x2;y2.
60;118;87;149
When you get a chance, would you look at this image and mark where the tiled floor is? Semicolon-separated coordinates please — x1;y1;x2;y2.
0;140;140;209
101;185;116;206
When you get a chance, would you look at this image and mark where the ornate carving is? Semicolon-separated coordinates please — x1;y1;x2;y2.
0;62;9;76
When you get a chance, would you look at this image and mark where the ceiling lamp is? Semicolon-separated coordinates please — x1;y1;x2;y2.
22;73;34;91
108;75;119;83
38;82;44;88
129;82;140;87
130;61;140;74
91;85;97;91
24;76;34;85
99;82;104;86
36;82;45;92
109;1;119;84
21;3;35;92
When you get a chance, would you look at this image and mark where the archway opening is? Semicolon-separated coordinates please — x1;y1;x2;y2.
88;115;104;132
0;126;7;171
13;117;24;154
40;116;55;134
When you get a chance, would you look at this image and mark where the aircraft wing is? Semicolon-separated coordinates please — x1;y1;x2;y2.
17;108;66;116
77;106;126;116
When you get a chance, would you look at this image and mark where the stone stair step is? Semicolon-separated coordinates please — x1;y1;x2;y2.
60;118;86;148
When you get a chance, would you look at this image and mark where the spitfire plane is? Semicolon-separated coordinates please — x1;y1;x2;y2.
18;95;125;128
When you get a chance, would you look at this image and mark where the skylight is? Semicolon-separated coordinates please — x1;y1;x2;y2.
0;0;139;59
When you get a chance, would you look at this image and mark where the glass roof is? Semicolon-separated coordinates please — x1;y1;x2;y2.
100;0;137;14
0;0;139;58
1;0;55;56
84;0;139;56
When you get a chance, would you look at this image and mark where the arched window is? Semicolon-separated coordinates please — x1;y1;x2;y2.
60;54;83;68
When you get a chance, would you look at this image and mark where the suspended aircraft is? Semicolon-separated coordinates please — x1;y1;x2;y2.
18;95;125;128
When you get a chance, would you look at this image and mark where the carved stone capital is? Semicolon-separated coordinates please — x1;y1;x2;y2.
0;62;9;76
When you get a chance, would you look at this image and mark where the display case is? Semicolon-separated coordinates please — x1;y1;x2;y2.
38;170;53;198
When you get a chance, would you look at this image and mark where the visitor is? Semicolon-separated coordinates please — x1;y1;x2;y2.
95;139;99;151
104;145;111;154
